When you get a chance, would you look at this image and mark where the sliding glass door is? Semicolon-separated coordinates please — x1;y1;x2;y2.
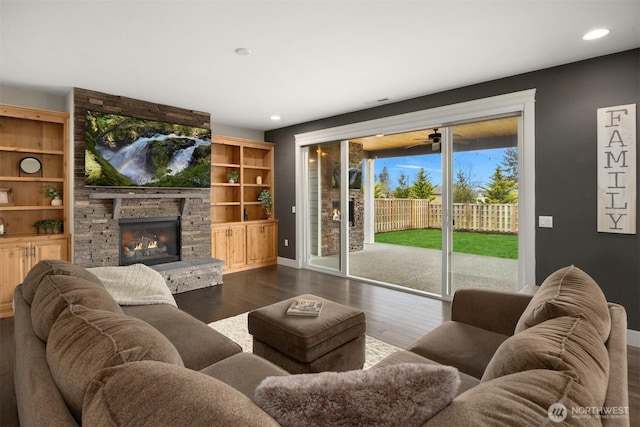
297;90;535;296
305;141;342;272
446;117;520;296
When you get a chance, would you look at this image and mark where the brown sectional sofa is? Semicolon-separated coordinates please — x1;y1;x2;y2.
14;261;629;426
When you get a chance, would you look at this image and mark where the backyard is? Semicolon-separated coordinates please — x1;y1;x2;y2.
374;228;518;259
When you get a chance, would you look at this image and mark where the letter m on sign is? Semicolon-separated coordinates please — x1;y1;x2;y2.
597;104;636;234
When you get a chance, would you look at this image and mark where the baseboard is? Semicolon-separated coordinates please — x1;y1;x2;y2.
277;256;300;269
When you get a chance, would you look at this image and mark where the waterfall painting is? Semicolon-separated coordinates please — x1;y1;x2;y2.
84;110;211;188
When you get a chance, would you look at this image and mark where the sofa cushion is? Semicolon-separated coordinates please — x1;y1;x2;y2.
46;305;184;421
515;265;611;341
83;361;279;426
31;275;123;342
482;315;609;406
427;370;598;426
407;321;509;379
22;260;103;304
122;304;242;370
200;352;289;400
374;350;480;396
254;363;460;427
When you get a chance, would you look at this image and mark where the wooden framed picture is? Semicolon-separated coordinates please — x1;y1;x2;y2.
0;188;13;206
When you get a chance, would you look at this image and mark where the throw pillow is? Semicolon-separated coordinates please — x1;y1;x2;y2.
31;274;123;342
482;315;609;407
254;363;460;427
515;265;611;341
21;259;103;304
46;304;184;421
83;361;279;426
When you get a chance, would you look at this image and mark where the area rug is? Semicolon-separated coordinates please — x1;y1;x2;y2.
208;312;401;369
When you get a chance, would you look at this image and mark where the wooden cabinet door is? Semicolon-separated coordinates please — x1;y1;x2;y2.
211;225;231;268
247;222;277;265
258;222;277;263
32;237;69;265
227;224;246;270
212;224;246;271
0;243;29;318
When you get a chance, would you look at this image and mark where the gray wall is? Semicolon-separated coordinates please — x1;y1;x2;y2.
266;49;640;330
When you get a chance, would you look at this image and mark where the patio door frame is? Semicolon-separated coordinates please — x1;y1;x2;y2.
295;89;536;294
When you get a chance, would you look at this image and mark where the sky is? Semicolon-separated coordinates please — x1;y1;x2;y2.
372;147;508;190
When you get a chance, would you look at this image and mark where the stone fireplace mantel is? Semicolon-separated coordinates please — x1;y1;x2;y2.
89;192;206;220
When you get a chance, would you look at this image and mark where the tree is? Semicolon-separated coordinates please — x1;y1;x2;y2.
409;167;435;200
377;166;391;198
501;147;518;183
480;166;518;203
392;172;411;198
374;182;386;198
452;168;477;203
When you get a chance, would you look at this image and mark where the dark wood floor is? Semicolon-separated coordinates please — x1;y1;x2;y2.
1;264;638;426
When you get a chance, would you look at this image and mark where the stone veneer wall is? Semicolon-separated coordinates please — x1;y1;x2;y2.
72;88;212;267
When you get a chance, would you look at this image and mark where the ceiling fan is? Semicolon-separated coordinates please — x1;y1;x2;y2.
405;128;442;151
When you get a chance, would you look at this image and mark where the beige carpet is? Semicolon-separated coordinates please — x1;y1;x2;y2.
209;312;401;369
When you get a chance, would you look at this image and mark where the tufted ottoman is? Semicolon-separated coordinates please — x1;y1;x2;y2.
248;294;366;373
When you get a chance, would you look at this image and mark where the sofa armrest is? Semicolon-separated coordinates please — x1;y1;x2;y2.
602;303;629;427
451;288;532;336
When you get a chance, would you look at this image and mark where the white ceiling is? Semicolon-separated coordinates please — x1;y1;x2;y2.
1;1;639;131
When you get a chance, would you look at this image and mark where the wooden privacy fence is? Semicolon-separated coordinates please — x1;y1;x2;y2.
375;199;518;234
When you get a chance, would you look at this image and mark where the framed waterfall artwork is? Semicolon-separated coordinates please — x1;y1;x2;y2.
597;103;636;234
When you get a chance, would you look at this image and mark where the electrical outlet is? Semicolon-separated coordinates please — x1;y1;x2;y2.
291;206;296;214
284;239;289;247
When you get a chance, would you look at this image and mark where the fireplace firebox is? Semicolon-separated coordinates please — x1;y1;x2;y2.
119;217;181;266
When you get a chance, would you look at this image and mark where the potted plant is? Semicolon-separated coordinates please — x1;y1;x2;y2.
34;219;63;234
258;189;272;218
226;170;239;183
43;186;62;206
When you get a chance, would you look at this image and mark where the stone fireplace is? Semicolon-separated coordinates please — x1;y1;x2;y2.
72;88;212;268
119;217;181;266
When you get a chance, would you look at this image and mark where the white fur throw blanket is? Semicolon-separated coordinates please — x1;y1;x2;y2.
87;264;176;307
254;363;460;427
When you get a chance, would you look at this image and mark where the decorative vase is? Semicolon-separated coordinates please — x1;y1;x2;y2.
228;179;235;184
256;176;262;185
51;196;62;206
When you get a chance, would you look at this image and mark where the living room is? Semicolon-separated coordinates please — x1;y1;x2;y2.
1;1;639;425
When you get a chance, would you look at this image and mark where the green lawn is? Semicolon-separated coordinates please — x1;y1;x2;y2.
374;229;518;259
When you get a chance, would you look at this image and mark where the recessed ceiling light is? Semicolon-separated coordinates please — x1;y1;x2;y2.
270;115;281;121
583;28;610;41
375;134;385;137
235;47;251;56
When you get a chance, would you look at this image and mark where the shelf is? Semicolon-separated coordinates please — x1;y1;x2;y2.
212;163;241;168
89;192;206;220
213;202;240;206
0;177;65;183
0;205;64;211
0;145;64;155
210;182;240;187
243;165;271;170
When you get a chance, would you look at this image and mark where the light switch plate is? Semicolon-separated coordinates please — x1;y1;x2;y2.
539;216;553;228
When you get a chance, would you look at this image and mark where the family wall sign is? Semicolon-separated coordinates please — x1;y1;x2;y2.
597;103;637;234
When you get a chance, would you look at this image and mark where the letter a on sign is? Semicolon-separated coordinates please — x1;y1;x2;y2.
597;104;636;234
